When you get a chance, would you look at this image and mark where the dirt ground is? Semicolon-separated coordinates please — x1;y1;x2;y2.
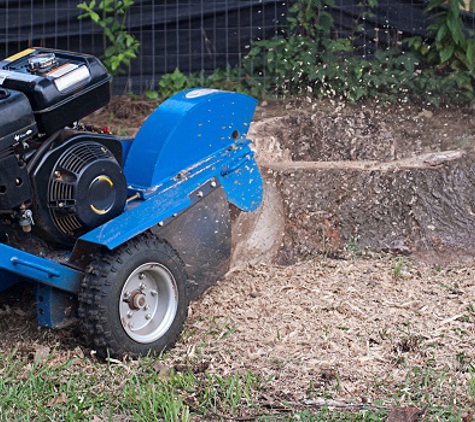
1;95;475;414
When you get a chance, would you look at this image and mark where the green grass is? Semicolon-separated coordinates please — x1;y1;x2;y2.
0;349;472;421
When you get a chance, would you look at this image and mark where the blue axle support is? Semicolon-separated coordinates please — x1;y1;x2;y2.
0;243;82;294
0;243;83;328
36;284;78;328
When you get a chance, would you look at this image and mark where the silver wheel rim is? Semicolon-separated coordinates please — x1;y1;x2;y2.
119;262;178;344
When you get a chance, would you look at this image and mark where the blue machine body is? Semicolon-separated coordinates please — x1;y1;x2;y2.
0;88;264;328
76;88;263;252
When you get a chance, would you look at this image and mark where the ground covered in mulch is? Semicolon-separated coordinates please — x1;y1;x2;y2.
0;253;473;414
1;95;475;415
170;254;475;411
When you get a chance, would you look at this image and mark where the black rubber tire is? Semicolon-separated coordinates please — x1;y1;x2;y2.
78;233;188;358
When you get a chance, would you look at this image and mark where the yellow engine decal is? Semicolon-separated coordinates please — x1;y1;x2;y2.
4;48;36;62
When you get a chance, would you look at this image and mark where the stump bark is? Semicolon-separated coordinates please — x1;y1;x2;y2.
259;150;475;264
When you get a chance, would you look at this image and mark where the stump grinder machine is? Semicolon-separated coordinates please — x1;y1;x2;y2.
0;48;263;357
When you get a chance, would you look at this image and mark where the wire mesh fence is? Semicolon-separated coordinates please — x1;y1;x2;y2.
0;0;289;93
0;1;474;94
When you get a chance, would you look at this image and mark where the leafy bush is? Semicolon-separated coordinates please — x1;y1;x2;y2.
244;0;353;96
78;0;140;76
242;0;475;105
138;0;475;106
407;0;475;96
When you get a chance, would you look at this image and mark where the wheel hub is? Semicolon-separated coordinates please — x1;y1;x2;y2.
129;291;148;310
119;262;178;344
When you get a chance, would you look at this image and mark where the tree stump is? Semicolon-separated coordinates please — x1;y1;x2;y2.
262;150;475;264
229;103;475;266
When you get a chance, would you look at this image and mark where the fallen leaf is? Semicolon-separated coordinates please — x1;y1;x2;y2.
34;345;51;363
47;392;68;407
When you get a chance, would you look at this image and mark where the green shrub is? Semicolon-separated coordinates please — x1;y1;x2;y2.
406;0;475;96
242;0;475;105
78;0;140;76
136;0;475;106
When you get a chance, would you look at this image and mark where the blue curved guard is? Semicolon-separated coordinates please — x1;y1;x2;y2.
124;88;262;210
218;147;263;212
75;88;263;252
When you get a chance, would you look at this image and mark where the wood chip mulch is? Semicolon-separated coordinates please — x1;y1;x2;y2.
168;254;475;410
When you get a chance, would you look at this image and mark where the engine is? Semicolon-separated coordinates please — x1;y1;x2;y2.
0;48;128;246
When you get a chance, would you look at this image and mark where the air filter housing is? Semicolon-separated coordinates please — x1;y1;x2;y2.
0;48;111;135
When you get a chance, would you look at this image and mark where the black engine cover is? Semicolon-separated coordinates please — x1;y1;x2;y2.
0;48;111;136
29;132;127;245
0;88;38;211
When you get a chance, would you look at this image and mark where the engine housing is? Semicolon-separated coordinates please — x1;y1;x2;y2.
0;88;38;212
0;48;122;246
29;133;127;246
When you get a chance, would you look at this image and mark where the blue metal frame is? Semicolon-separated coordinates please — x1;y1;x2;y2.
124;88;257;190
75;88;263;252
0;242;82;293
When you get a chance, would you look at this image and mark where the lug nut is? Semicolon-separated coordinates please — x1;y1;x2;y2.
145;314;152;320
127;311;133;319
150;289;157;297
139;283;146;291
139;273;146;280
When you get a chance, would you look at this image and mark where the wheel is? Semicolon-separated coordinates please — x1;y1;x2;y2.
78;233;188;357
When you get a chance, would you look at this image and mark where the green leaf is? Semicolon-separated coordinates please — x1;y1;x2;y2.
99;0;113;7
111;21;122;32
102;27;113;40
88;11;101;23
450;0;461;17
144;91;159;100
426;0;446;12
104;45;116;57
436;24;448;42
465;41;475;71
440;44;455;63
446;12;465;45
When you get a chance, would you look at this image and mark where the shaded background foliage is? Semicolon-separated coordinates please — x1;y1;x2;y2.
0;1;474;101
